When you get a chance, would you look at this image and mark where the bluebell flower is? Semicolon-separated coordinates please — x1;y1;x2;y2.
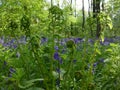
54;52;63;64
0;37;4;44
54;46;59;51
10;39;15;44
8;67;15;77
99;58;104;63
61;49;66;54
100;41;110;46
88;39;94;44
13;44;17;49
74;38;83;44
9;67;16;74
4;61;7;66
56;68;60;73
41;37;47;44
56;78;60;86
54;52;60;60
3;43;9;47
93;62;98;67
19;36;26;44
59;58;63;64
60;40;66;46
103;41;110;46
73;59;77;63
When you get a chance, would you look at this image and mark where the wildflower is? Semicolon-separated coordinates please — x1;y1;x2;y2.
54;52;60;60
73;59;77;63
19;36;26;44
61;49;66;54
13;44;17;49
56;78;60;86
41;37;47;44
10;39;15;44
54;46;59;51
9;67;16;77
88;39;94;44
103;41;110;46
0;37;4;44
74;38;83;44
56;68;60;73
4;61;7;66
60;39;66;46
93;62;98;67
54;52;63;64
99;58;104;63
59;58;63;64
9;67;16;73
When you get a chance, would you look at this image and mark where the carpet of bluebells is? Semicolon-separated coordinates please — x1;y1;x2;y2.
0;35;120;90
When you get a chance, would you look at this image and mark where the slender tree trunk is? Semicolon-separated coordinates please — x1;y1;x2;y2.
96;0;101;38
82;0;85;32
102;0;105;11
93;0;101;38
70;0;73;36
74;0;77;35
93;0;96;18
51;0;53;6
88;0;93;36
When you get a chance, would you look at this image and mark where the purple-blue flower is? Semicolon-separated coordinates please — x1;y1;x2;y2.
73;59;77;63
99;58;104;63
74;38;83;44
4;61;7;66
54;46;59;51
56;78;60;86
54;52;63;64
54;52;60;60
41;37;48;44
9;68;15;73
56;68;60;73
93;62;98;67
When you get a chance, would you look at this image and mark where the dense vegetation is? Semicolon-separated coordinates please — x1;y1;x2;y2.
0;0;120;90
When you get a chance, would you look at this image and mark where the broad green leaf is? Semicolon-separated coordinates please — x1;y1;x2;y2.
96;49;101;55
106;49;113;52
107;23;113;29
68;15;77;23
26;87;44;90
18;78;44;89
100;32;104;42
110;43;118;47
52;71;58;78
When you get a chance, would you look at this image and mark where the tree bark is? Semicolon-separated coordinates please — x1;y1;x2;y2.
88;0;93;36
82;0;85;32
93;0;101;38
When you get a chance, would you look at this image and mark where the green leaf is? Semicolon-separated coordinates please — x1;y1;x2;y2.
52;71;58;78
18;78;44;89
68;15;77;23
107;23;113;29
26;87;44;90
96;49;101;55
110;43;118;47
100;32;104;42
106;49;113;52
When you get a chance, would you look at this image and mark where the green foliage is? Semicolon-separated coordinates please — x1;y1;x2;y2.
0;0;120;90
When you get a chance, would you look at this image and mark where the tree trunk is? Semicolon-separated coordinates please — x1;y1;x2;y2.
93;0;101;38
96;0;101;38
88;0;93;36
82;0;85;32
